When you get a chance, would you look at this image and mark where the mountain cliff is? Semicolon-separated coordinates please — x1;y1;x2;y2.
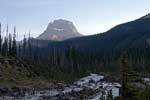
37;19;83;41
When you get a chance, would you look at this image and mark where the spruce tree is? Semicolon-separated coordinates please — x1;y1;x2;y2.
2;37;8;56
2;25;9;56
28;31;32;58
8;33;12;56
23;35;26;56
120;51;129;100
12;26;17;56
18;43;21;57
0;22;2;54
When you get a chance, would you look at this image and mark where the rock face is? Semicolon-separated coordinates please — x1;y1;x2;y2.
37;19;83;41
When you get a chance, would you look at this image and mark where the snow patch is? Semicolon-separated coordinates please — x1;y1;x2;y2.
52;27;64;31
74;73;104;86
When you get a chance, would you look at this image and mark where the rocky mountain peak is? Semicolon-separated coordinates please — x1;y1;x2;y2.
37;19;83;41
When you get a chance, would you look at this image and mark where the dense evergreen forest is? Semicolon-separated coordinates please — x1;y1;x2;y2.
0;22;150;99
0;22;150;80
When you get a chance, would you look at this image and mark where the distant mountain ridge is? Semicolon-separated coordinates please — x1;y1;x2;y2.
37;19;83;41
58;13;150;50
33;13;150;52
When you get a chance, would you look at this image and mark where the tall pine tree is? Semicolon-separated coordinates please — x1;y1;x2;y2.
23;35;27;57
2;37;8;56
2;24;9;56
28;30;32;58
12;26;17;56
8;33;12;56
0;22;2;54
120;51;129;100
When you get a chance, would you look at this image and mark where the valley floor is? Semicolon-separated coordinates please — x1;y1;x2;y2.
0;73;121;100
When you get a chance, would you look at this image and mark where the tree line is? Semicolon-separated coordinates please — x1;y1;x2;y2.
0;23;32;58
0;22;150;80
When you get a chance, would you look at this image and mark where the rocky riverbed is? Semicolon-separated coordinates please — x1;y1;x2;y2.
0;73;121;100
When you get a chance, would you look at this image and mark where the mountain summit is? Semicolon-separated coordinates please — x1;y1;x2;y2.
37;19;83;41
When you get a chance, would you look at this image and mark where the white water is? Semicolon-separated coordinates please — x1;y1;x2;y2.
1;73;121;100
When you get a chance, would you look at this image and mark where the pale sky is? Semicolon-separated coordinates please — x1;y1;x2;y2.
0;0;150;40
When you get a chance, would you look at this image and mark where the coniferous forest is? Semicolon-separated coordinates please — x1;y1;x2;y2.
0;20;150;100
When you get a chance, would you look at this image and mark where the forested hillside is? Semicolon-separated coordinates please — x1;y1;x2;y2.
24;14;150;78
0;14;150;100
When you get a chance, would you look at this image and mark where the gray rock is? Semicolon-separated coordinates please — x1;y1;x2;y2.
37;19;83;41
